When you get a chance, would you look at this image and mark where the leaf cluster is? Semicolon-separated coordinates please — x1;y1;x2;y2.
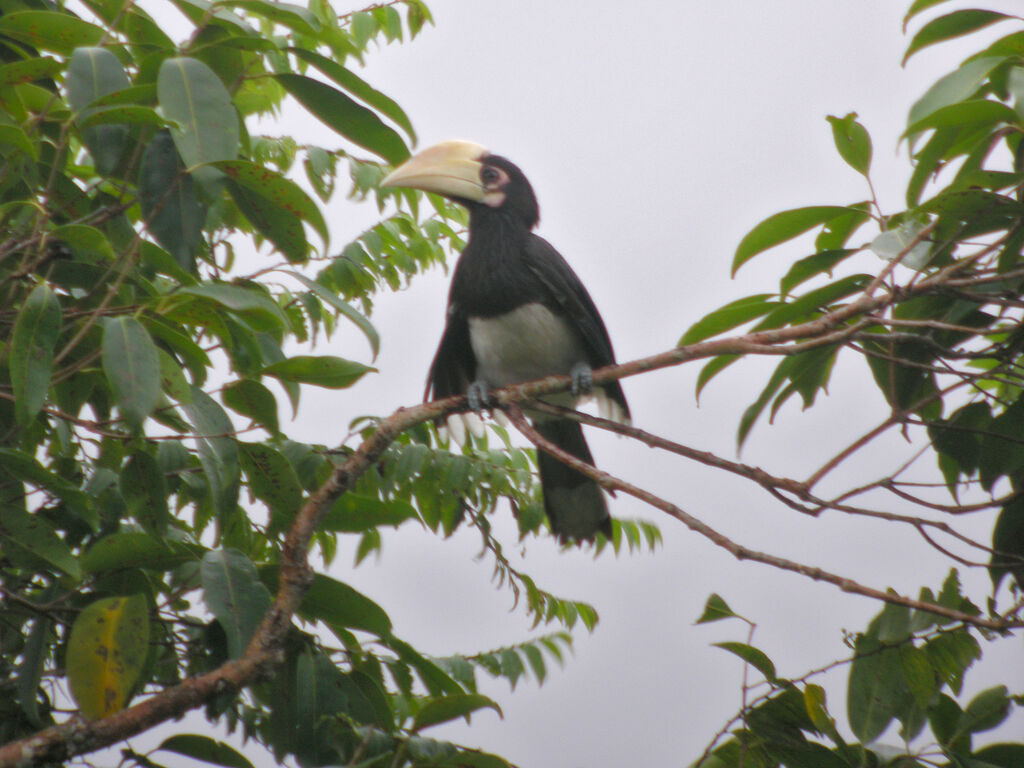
0;1;607;766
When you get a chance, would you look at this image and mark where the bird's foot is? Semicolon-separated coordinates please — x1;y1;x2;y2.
570;362;593;397
467;380;490;412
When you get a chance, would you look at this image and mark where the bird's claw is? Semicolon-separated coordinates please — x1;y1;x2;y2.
570;362;593;397
467;381;490;412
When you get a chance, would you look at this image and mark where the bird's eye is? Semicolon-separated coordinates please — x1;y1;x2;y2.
480;165;505;187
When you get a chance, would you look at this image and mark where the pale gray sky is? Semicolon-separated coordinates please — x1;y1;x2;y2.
111;2;1024;766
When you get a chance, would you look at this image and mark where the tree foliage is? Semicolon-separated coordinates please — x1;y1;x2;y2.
3;0;1024;767
0;1;622;766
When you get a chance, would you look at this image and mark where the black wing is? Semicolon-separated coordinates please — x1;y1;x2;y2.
424;307;474;403
523;234;630;420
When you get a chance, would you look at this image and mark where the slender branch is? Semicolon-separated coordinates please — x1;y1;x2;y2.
502;406;1019;632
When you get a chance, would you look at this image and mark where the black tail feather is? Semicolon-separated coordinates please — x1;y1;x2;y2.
534;419;610;543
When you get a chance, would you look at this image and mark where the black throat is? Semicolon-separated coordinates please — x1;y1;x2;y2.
448;207;544;319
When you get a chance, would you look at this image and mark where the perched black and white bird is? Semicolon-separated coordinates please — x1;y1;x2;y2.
382;140;629;542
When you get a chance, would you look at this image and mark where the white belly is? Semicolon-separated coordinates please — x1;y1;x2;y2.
469;303;583;388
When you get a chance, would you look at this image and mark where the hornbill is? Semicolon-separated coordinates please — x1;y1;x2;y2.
382;140;629;542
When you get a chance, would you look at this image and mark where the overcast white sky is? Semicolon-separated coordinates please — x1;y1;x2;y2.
323;2;1024;766
120;2;1024;766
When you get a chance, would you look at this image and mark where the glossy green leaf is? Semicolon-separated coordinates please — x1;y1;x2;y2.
67;595;150;720
904;10;1009;64
158;57;239;167
182;387;240;518
226;178;309;263
158;734;255;768
0;11;103;53
102;316;161;429
10;283;60;424
274;73;409;165
412;693;502;732
120;451;170;534
262;355;374;389
733;206;853;274
139;130;204;270
201;549;272;658
826;113;871;175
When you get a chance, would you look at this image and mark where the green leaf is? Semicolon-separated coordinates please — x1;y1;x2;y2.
217;159;327;254
412;693;502;731
779;249;856;295
321;493;418;532
288;47;416;141
17;615;51;726
961;685;1010;734
907;56;1007;129
158;57;240;167
0;504;82;580
991;497;1024;591
826;113;872;175
10;283;61;424
973;744;1024;768
222;379;279;434
695;593;738;624
847;634;902;743
238;441;302;520
67;595;150;719
904;10;1009;64
82;531;201;574
0;56;62;87
176;282;288;332
905;98;1020;139
262;355;374;389
102;317;161;429
221;0;318;34
158;734;255;768
679;294;777;345
182;387;240;518
713;641;779;684
290;571;394;637
139;130;204;270
733;206;853;274
200;549;272;658
0;11;103;54
66;47;131;175
274;73;409;165
904;0;954;27
120;451;169;534
286;270;379;358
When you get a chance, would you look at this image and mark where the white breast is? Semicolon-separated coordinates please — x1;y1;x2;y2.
469;302;584;389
